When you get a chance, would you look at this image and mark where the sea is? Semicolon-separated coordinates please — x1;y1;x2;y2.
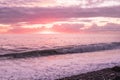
0;33;120;80
0;34;120;55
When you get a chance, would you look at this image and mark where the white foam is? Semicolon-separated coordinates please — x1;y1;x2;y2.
0;49;120;80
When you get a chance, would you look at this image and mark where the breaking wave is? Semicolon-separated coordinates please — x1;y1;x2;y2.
0;42;120;59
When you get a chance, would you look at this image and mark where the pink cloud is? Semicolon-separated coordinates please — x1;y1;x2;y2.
0;6;120;24
51;24;84;33
84;23;120;33
4;26;46;34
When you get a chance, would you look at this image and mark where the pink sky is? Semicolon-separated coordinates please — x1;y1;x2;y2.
0;0;120;34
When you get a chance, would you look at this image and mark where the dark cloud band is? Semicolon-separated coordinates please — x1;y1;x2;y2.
0;6;120;24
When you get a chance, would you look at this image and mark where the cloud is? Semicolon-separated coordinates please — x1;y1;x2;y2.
0;2;120;34
85;23;120;32
51;24;84;33
51;23;120;33
0;0;55;7
101;23;120;31
0;0;120;8
0;22;120;34
0;6;120;25
2;26;46;34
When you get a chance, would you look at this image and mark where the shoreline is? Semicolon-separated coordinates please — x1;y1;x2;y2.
0;49;120;80
59;66;120;80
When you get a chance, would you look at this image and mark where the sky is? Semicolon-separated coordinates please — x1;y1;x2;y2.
0;0;120;34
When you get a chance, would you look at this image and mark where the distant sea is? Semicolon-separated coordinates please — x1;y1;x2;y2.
0;34;120;55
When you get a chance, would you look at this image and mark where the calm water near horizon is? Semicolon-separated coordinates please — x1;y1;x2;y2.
0;33;120;55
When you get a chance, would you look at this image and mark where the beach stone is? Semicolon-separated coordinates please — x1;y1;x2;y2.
113;76;120;80
93;76;103;80
111;66;120;72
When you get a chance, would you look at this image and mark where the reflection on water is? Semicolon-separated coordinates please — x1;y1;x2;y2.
0;34;119;54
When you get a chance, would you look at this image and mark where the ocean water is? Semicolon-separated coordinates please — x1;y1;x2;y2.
0;34;120;55
0;33;120;80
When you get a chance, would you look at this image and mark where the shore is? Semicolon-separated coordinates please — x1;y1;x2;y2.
0;49;120;80
59;66;120;80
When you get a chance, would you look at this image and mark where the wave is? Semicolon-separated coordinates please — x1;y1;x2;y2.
0;42;120;59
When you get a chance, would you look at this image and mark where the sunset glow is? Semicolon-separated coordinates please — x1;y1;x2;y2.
0;0;120;34
39;30;58;34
